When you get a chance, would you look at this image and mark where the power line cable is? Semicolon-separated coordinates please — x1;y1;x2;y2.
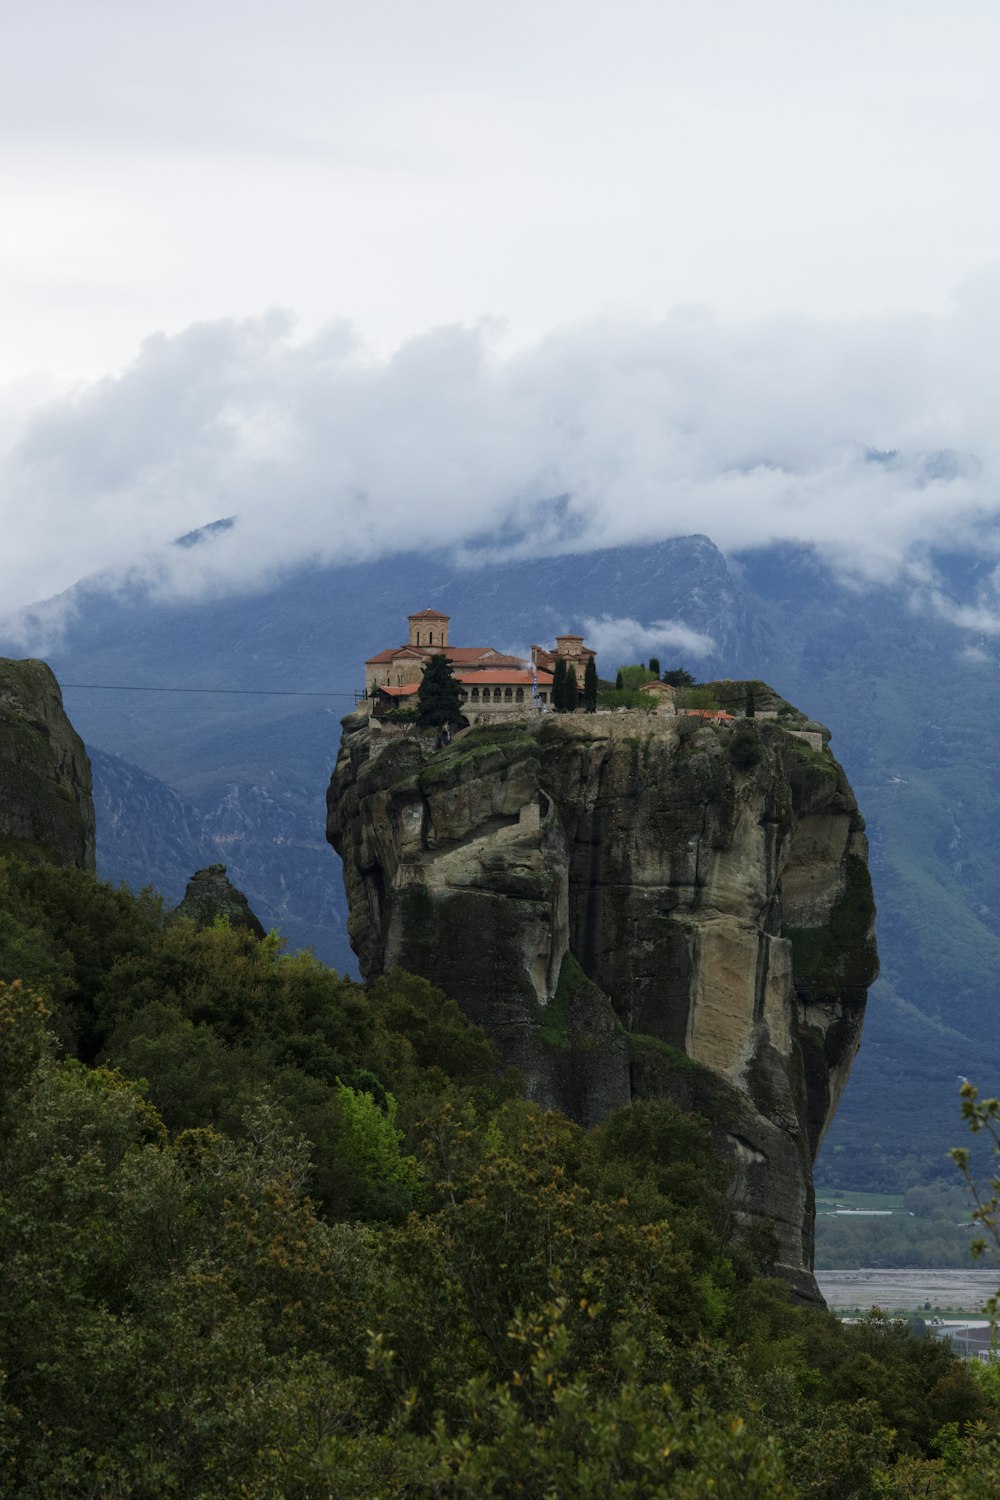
61;682;359;699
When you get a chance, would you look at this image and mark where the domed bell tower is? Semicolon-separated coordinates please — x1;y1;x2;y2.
408;610;450;649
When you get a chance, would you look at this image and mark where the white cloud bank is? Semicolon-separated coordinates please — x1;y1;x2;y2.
581;617;716;665
7;279;1000;624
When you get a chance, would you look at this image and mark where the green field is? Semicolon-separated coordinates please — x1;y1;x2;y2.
815;1189;905;1214
815;1181;977;1269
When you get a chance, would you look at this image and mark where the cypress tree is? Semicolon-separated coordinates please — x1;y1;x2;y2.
615;670;624;692
552;658;567;712
416;653;464;728
583;655;598;713
745;683;756;718
565;665;578;713
648;657;660;679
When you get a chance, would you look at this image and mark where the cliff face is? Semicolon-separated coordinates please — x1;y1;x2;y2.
0;658;95;870
327;697;877;1295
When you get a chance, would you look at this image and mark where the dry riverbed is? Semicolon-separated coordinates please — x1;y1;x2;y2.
817;1268;999;1313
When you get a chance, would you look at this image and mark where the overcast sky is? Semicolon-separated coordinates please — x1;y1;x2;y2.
5;0;1000;617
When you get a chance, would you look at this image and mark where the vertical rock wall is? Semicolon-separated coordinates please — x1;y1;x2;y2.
327;701;877;1297
0;658;95;870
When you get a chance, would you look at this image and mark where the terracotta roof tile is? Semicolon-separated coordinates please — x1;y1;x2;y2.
366;643;527;667
365;645;427;664
446;648;525;666
457;669;553;686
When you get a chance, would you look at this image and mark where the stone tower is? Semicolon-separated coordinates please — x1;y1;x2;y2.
554;633;586;662
407;609;450;649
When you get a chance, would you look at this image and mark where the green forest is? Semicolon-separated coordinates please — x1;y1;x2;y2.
3;854;1000;1497
815;1186;979;1271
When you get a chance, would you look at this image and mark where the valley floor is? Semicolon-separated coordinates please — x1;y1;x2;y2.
817;1268;999;1314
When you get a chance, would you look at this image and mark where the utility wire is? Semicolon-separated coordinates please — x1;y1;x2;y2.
61;682;358;699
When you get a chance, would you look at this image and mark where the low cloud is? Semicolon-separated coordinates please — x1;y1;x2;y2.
581;615;716;668
8;280;1000;631
928;594;1000;636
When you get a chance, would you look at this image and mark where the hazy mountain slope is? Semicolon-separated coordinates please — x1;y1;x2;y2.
5;532;997;1186
88;744;349;961
88;745;208;902
737;546;1000;1183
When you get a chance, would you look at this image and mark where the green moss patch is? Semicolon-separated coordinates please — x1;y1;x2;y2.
458;722;540;750
418;742;508;789
537;952;596;1048
787;853;878;1004
418;725;539;790
535;951;620;1051
627;1031;756;1135
626;1031;699;1072
768;731;844;818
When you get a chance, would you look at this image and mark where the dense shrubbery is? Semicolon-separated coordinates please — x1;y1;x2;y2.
595;685;658;710
1;856;999;1495
615;664;659;691
729;721;764;771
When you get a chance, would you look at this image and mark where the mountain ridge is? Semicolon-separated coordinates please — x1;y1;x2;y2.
2;531;995;1186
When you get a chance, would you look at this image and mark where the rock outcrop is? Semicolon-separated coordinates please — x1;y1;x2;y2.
0;658;95;869
327;693;877;1297
173;863;267;938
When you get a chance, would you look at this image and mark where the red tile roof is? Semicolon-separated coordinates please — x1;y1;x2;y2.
365;645;427;664
366;644;526;668
457;669;553;686
374;683;420;697
447;648;524;666
408;608;450;619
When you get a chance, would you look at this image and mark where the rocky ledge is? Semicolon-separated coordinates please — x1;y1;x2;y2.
327;691;877;1297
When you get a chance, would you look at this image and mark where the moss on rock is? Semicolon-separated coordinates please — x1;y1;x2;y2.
787;853;878;1005
0;658;94;870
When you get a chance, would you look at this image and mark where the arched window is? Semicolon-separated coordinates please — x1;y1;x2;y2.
471;687;479;701
429;631;434;645
515;687;524;702
493;687;502;702
416;632;420;645
504;687;513;701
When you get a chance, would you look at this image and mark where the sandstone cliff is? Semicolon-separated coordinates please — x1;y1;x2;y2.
327;695;877;1296
0;658;95;870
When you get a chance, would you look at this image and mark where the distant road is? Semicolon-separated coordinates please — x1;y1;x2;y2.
817;1268;998;1312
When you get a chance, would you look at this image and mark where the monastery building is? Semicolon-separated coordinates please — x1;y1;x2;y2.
365;610;596;722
